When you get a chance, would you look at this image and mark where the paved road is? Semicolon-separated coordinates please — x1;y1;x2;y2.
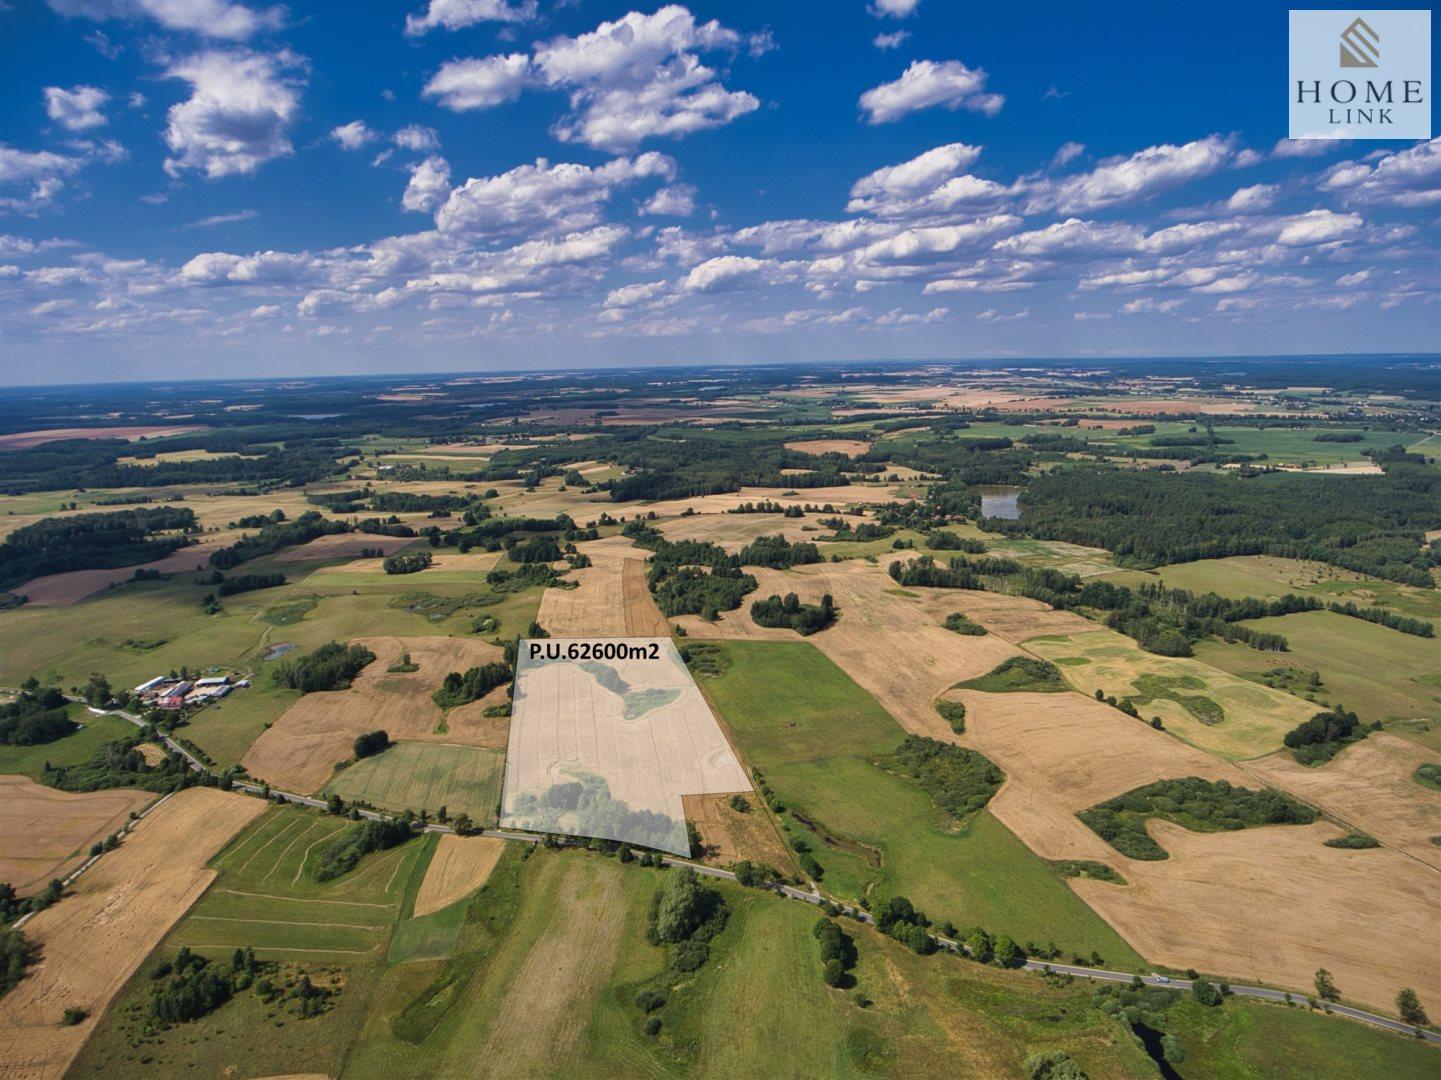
73;702;1440;1048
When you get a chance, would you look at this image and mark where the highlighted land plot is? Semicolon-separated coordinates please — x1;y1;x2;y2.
501;637;751;855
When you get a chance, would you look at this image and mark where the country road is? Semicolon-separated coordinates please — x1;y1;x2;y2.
59;700;1441;1049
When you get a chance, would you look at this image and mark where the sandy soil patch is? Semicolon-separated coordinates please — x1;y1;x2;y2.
0;788;265;1080
1243;734;1441;871
0;777;153;894
412;835;506;917
0;426;204;450
678;559;1020;735
537;539;669;638
16;535;229;606
783;438;872;457
683;793;798;875
241;636;506;794
1071;820;1441;1013
271;533;417;564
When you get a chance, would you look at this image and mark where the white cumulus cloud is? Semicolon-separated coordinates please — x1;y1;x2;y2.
162;49;305;179
404;0;536;36
44;85;110;131
859;60;1003;124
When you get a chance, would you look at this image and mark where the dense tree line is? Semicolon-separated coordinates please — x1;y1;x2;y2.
735;535;821;569
214;572;287;597
210;510;350;569
601;428;852;502
0;438;345;495
0;926;38;998
0;507;197;590
1009;465;1441;587
271;642;376;692
0;684;76;746
44;736;197;794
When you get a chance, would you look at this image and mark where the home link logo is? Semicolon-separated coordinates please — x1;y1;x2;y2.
1338;16;1379;68
1289;9;1432;139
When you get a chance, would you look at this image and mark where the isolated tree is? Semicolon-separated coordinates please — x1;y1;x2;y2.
1314;968;1339;1002
992;934;1020;968
822;958;845;987
1191;978;1222;1006
1397;988;1428;1025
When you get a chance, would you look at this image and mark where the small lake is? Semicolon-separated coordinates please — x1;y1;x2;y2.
977;485;1022;520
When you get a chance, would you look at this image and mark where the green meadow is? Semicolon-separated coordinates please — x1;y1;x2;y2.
699;640;1146;968
325;741;505;825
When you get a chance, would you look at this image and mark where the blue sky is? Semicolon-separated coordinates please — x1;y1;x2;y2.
1;0;1437;383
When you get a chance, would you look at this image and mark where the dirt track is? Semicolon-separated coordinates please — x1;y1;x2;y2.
0;788;265;1080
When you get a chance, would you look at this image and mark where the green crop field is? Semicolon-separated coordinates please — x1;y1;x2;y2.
0;707;134;779
72;807;441;1079
700;640;1146;968
1164;997;1441;1079
169;807;431;961
1026;630;1315;760
325;741;506;824
1195;610;1441;751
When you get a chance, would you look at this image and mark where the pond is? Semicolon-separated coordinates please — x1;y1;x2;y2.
976;485;1022;520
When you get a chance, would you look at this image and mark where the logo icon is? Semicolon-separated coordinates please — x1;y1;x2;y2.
1339;16;1379;67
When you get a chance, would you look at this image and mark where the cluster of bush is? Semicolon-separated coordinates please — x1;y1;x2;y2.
813;918;858;987
432;661;512;708
213;571;287;597
942;611;986;636
313;818;413;882
383;551;433;575
750;592;837;635
1078;778;1316;860
0;683;76;746
632;869;730;1037
271;641;376;693
1283;706;1370;765
886;736;1003;819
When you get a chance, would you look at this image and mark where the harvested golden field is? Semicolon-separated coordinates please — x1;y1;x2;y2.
271;532;417;564
1026;630;1316;760
536;538;669;637
632;483;903;518
0;425;203;450
683;792;798;875
17;536;227;606
958;689;1253;864
0;788;265;1080
412;834;506;916
0;777;153;894
241;636;507;793
1243;734;1441;871
317;549;499;575
783;438;871;456
958;690;1441;1013
680;559;1020;734
656;511;819;551
909;587;1099;644
1071;820;1441;1013
134;743;167;766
